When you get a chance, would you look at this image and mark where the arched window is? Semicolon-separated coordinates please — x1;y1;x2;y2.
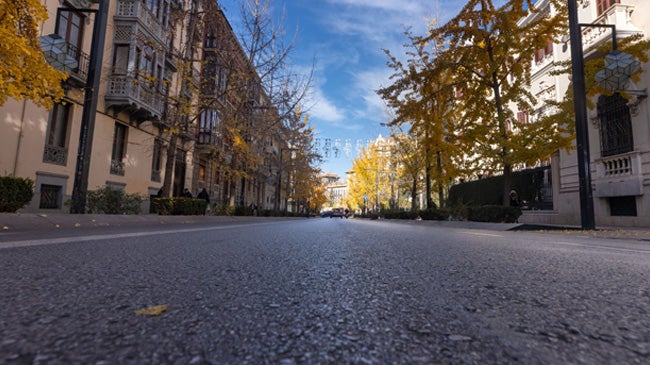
597;93;633;157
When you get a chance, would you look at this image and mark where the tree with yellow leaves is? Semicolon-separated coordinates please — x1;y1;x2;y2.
348;143;394;213
379;29;466;209
0;0;68;108
427;0;573;206
383;0;574;207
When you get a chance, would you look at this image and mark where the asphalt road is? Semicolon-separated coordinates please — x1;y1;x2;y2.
1;218;649;364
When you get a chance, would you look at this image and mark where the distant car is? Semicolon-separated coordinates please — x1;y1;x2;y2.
320;210;331;218
330;208;344;218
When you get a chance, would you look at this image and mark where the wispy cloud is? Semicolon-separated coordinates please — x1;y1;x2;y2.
307;86;345;124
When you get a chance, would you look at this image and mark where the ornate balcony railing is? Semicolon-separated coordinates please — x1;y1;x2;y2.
115;0;166;43
110;159;125;176
602;154;632;177
42;144;68;166
106;75;165;120
594;151;643;197
582;3;639;51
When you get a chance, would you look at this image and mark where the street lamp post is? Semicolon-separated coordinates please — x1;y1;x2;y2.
567;0;595;230
70;0;109;213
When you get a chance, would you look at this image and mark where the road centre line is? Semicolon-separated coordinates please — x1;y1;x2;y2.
0;222;278;249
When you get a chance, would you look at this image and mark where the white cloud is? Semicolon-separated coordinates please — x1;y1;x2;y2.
305;84;345;123
350;67;394;120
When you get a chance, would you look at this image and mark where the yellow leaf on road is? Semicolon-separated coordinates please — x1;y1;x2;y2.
134;304;168;316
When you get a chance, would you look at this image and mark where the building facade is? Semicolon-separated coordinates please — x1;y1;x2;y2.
1;0;283;213
518;0;650;227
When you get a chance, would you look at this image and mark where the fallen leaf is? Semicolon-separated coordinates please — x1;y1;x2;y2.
55;224;60;228
74;223;81;227
134;304;168;316
2;226;9;230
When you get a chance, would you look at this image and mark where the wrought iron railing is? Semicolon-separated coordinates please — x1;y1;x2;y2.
110;159;125;176
42;144;68;166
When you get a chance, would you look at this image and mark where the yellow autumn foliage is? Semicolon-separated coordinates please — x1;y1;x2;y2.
134;304;168;316
0;0;68;109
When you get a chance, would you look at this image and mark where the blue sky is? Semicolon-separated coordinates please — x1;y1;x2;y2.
218;0;471;179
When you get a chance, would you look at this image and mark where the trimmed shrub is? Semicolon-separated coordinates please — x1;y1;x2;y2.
234;205;254;216
86;186;144;214
448;166;551;208
152;197;206;215
467;205;522;223
382;210;419;220
418;208;451;221
211;204;234;216
0;176;34;213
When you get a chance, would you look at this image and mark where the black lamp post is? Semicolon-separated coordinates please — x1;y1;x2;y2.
567;0;596;230
70;0;109;213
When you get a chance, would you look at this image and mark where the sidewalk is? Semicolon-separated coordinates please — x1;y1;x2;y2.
0;212;278;232
2;212;650;242
369;217;650;242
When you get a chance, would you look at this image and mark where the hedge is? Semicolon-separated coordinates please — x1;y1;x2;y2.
0;176;34;213
152;197;207;215
448;166;550;207
86;186;144;214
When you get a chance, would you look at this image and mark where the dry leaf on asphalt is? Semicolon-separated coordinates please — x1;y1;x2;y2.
134;304;168;316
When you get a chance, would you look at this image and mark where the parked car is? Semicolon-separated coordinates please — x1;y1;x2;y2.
330;207;344;218
320;210;332;218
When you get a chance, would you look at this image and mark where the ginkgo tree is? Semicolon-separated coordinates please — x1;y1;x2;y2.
0;0;68;108
425;0;573;206
379;29;468;209
382;0;575;207
280;107;323;214
348;143;395;213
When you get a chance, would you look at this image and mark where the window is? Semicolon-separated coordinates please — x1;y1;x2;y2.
151;139;163;182
57;3;85;50
112;45;129;74
146;0;161;18
609;196;636;216
597;93;633;157
198;109;219;144
111;123;128;175
205;33;216;48
517;111;529;124
43;103;71;165
138;45;155;79
39;184;62;209
47;103;71;148
199;162;206;182
534;39;553;64
597;0;620;16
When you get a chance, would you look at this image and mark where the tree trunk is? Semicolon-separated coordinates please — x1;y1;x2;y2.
503;163;512;206
411;177;417;212
161;134;178;197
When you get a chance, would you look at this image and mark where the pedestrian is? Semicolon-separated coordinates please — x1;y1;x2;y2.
509;190;520;207
183;188;193;198
197;188;209;203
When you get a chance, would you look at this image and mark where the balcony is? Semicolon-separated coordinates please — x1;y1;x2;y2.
105;75;164;121
42;144;68;166
39;34;90;87
582;3;640;53
114;0;166;45
594;151;643;197
110;159;125;176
